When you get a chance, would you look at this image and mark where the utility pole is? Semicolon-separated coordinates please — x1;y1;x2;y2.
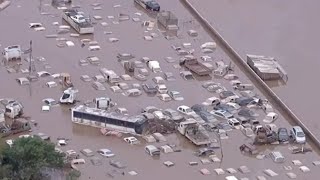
27;40;34;97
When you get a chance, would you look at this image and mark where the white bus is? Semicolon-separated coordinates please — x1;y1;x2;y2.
71;105;147;135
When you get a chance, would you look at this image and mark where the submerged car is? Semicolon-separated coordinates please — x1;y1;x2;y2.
291;126;306;144
210;109;234;120
135;0;160;12
142;83;157;94
278;128;290;143
168;91;184;101
145;145;160;156
109;160;126;169
163;109;184;121
157;94;172;102
195;148;215;157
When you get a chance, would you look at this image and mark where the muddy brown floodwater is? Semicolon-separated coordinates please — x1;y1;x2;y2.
188;0;320;139
0;0;320;180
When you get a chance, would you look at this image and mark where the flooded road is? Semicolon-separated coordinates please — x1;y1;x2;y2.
188;0;320;139
1;0;320;179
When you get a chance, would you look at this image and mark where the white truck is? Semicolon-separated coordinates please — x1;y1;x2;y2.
178;120;211;146
146;60;161;73
62;9;94;34
60;88;78;104
100;68;121;84
4;101;23;119
3;45;22;61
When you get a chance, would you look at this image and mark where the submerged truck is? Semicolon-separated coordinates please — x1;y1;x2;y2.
180;56;212;76
178;120;211;146
62;9;94;34
3;45;22;61
1;119;31;138
100;68;121;84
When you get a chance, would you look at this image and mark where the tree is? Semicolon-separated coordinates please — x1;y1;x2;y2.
1;137;64;180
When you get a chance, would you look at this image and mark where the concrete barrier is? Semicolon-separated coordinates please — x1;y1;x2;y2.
181;0;320;150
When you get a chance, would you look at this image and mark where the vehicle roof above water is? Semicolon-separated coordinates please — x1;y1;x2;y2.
72;105;145;123
145;145;159;151
293;126;303;132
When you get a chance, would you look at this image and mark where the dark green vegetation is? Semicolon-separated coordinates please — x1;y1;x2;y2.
0;137;64;180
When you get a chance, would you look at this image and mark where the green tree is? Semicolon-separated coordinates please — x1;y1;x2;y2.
1;137;64;180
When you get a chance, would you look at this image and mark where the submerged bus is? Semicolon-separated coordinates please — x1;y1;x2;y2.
71;105;147;135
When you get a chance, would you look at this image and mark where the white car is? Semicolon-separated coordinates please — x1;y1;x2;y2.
43;98;58;106
115;107;128;115
97;149;115;157
291;126;306;144
153;111;166;120
152;76;165;84
37;71;51;78
228;118;241;129
157;94;172;102
177;105;196;116
57;139;67;146
263;112;278;123
202;97;220;106
210;110;234;120
92;82;106;91
71;15;86;23
16;77;30;86
110;86;122;93
200;55;212;61
29;23;45;31
156;84;168;94
226;102;241;110
124;137;140;145
168;91;184;101
65;150;79;159
145;145;160;156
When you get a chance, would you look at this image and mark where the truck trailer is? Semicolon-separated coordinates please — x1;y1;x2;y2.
178;120;211;146
180;56;212;76
62;9;94;34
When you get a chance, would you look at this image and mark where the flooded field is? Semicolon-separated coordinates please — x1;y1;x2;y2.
188;0;320;139
1;0;320;179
